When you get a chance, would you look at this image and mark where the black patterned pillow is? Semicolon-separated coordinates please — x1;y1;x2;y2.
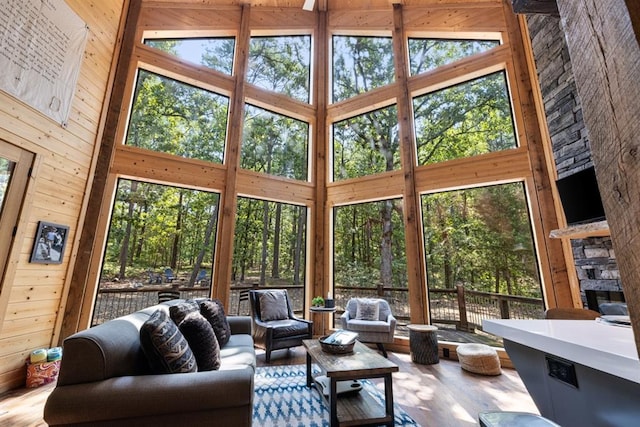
178;311;221;371
169;299;200;325
200;299;231;348
355;299;380;321
140;309;197;374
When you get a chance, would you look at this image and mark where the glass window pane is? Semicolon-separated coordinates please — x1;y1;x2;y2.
0;158;15;214
332;36;395;103
144;38;235;75
413;71;517;165
408;38;500;76
421;183;544;328
333;105;399;181
242;104;309;180
333;199;408;333
92;179;220;325
232;197;307;314
248;36;311;103
126;70;229;163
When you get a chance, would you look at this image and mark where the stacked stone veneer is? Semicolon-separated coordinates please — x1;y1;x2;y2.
526;14;621;305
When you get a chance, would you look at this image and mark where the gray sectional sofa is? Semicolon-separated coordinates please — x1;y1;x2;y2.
43;299;256;426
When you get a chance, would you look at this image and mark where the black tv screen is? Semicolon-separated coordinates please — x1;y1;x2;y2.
556;166;606;225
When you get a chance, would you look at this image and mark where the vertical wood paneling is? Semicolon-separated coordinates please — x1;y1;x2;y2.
0;0;125;393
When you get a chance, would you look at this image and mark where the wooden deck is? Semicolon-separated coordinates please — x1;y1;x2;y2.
0;346;538;427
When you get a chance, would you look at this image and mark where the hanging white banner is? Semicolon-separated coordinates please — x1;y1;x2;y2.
0;0;89;127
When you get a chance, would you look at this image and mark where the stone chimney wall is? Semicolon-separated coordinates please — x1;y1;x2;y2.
525;14;620;307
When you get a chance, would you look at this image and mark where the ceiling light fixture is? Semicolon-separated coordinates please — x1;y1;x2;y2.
302;0;315;11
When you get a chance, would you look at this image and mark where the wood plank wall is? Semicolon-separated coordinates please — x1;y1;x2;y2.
0;0;126;393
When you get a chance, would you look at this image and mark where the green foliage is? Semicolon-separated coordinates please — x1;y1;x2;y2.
248;36;311;103
101;180;219;282
422;183;541;298
126;70;229;163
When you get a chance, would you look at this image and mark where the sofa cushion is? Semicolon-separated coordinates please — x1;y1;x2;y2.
140;309;197;374
169;299;200;325
179;311;221;371
259;290;288;321
200;299;231;347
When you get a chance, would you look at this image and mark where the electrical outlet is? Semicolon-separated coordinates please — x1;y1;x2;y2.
546;354;579;388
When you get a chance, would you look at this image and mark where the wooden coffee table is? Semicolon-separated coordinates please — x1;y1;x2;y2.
303;339;399;427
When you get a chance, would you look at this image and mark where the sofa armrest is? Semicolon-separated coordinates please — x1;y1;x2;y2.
44;366;254;426
228;315;252;335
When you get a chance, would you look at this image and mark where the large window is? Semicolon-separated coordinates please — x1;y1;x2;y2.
145;37;235;75
248;36;311;103
408;38;500;76
332;35;395;103
332;105;399;181
126;70;229;163
92;180;220;324
333;200;408;328
93;5;555;338
242;105;309;180
413;71;517;165
421;183;544;326
232;197;307;313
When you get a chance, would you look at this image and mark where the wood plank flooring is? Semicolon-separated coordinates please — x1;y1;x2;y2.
0;346;539;427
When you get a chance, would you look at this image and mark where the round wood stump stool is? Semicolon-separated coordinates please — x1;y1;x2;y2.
457;343;501;375
407;324;439;364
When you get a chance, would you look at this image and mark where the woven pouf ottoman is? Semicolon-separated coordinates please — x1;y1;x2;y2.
457;343;501;375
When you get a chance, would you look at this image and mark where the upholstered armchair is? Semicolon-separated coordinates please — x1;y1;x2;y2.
340;297;396;357
249;289;313;363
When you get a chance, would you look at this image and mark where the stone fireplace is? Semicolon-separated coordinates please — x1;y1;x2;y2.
525;14;621;307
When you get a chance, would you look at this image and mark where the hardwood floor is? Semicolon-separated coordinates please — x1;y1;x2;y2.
0;346;538;427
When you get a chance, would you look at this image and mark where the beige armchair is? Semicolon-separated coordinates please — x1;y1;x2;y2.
340;297;396;357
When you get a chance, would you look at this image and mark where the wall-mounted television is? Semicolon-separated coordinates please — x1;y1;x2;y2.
556;166;606;225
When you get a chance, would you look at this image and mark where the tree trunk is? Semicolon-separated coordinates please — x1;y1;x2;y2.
170;191;183;270
189;205;217;286
260;200;269;286
271;203;281;278
118;181;137;279
380;200;394;288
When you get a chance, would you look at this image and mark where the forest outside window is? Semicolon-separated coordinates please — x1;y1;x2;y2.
92;179;220;325
332;35;395;104
125;69;229;164
407;37;500;76
413;71;517;165
332;105;400;181
248;35;311;103
242;104;309;180
421;183;544;325
332;199;408;331
144;37;236;75
232;197;307;314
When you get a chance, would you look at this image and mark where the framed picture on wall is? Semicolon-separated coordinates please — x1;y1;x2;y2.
29;221;69;264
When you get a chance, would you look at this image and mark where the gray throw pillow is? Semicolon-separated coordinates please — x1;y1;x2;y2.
200;299;231;348
355;299;380;321
178;311;221;371
259;291;289;321
140;309;197;374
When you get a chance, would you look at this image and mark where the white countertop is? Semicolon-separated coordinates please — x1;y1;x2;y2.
483;319;640;383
